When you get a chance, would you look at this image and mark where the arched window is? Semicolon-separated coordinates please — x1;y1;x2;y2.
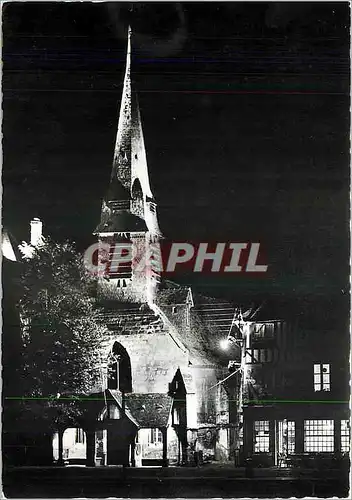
131;178;144;218
107;342;132;393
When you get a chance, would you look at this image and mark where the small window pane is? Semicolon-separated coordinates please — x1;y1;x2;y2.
287;421;295;454
304;420;334;452
341;420;350;453
254;421;270;453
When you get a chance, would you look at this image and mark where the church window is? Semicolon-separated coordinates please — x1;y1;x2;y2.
108;404;121;420
131;179;144;217
185;306;190;327
173;407;180;425
107;342;132;393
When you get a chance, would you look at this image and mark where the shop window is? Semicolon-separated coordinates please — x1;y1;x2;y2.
304;420;334;452
287;421;295;454
254;420;270;452
313;363;330;392
341;420;350;453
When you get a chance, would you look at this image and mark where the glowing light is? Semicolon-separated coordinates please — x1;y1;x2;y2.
220;339;230;350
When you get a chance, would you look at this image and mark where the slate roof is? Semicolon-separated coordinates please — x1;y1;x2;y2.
98;303;164;334
94;210;148;234
107;178;131;201
96;391;173;428
157;281;192;305
124;393;172;427
158;291;238;365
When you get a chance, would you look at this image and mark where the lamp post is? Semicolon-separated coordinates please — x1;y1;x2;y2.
219;310;251;464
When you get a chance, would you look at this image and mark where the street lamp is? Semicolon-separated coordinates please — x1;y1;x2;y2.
219;338;230;350
219;312;250;463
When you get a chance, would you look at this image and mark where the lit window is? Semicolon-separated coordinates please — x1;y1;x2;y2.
108;404;120;420
304;420;334;452
254;421;270;452
246;349;273;363
341;420;350;453
253;323;275;338
287;421;295;454
185;307;190;328
313;363;330;392
173;407;180;425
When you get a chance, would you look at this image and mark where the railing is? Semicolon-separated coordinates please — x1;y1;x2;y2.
109;200;130;211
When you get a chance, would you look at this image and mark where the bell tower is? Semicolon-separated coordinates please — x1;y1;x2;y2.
94;27;162;304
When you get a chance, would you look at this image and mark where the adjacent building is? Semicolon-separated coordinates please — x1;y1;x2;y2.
227;311;350;468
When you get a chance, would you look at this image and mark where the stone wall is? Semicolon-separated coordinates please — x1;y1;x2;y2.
110;331;188;393
96;293;235;461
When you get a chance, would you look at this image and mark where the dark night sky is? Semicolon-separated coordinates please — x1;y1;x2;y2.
2;2;350;326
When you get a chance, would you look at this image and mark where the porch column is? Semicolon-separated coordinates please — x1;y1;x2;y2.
57;429;64;466
130;441;136;467
243;418;253;458
86;430;96;467
181;429;188;465
334;419;341;453
295;419;304;454
271;420;277;466
162;428;168;467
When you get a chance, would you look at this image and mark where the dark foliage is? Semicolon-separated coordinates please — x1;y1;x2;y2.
17;238;106;429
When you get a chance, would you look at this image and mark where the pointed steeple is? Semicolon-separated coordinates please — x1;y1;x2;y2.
111;25;132;191
94;27;162;303
95;26;161;237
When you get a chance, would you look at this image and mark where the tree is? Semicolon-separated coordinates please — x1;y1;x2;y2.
17;237;107;430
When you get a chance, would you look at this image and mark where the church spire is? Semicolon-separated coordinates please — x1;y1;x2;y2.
95;26;161;237
111;25;132;190
94;26;162;303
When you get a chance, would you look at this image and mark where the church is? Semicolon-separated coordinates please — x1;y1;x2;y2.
49;27;241;468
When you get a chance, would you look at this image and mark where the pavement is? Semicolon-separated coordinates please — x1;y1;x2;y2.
2;464;349;498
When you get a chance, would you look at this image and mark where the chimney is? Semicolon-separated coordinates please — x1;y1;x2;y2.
30;218;43;247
